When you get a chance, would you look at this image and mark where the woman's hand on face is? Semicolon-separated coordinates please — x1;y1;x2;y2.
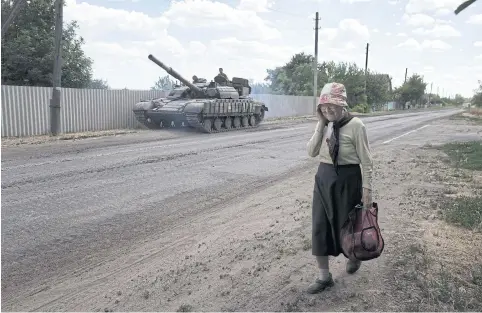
317;107;328;124
362;188;372;209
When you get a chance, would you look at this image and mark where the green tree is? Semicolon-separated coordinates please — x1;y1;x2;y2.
264;52;392;109
265;53;323;96
472;80;482;108
453;94;465;106
88;79;109;89
151;75;175;91
1;0;99;88
249;79;272;94
366;72;392;110
393;74;427;108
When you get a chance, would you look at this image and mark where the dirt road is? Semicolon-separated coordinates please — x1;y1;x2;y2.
2;108;475;312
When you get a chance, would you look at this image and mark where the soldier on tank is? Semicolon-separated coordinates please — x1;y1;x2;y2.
214;68;229;85
218;68;228;80
192;75;200;83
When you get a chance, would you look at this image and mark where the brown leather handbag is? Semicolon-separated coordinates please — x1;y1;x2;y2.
340;202;385;261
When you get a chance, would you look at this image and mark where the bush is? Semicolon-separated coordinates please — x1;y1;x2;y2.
351;103;368;113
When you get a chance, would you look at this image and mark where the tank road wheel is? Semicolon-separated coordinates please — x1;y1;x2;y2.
241;116;249;127
224;117;232;129
256;108;265;124
249;115;256;126
202;118;213;132
233;116;241;128
213;118;223;131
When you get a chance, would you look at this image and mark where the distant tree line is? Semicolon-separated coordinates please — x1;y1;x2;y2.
249;52;474;112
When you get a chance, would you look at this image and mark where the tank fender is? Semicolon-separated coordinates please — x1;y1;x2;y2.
133;100;156;111
183;100;205;114
254;103;268;113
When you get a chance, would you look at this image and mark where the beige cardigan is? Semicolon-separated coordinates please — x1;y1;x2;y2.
307;117;373;190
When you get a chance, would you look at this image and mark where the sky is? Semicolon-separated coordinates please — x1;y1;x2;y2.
63;0;482;98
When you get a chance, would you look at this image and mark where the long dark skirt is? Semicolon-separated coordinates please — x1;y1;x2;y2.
312;162;363;257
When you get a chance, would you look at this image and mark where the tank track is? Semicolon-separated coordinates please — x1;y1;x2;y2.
133;110;161;129
185;113;263;133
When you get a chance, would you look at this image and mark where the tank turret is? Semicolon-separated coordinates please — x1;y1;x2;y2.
132;54;268;133
148;54;202;95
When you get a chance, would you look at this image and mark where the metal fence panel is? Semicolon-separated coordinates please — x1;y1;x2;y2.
1;85;315;137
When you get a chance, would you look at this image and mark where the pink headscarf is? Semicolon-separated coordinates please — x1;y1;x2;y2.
318;82;348;107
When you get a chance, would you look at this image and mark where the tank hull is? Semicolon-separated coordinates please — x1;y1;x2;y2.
133;98;268;133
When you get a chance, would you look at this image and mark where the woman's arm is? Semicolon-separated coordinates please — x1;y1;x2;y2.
353;120;373;190
307;121;325;157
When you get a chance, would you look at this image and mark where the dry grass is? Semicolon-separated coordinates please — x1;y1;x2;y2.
391;241;482;311
1;129;140;147
439;141;482;171
391;138;482;311
449;109;482;125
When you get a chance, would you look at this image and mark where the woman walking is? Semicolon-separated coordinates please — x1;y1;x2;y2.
306;82;373;294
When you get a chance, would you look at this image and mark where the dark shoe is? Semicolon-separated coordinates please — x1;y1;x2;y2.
346;259;361;274
306;273;334;294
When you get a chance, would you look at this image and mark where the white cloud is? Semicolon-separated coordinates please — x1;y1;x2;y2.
402;13;435;27
435;8;451;16
397;38;421;50
422;39;452;50
475;41;482;47
412;24;461;37
319;28;338;40
163;0;281;40
317;19;369;42
340;0;373;3
405;0;460;14
388;0;399;5
58;0;479;98
64;0;174;43
237;0;274;12
397;38;452;50
467;14;482;24
476;55;482;61
339;18;370;39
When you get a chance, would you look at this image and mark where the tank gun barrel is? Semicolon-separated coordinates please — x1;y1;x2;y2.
148;54;201;93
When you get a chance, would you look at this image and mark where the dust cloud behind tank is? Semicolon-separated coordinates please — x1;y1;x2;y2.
132;54;269;133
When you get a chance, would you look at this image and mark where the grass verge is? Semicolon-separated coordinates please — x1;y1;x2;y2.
449;109;482;125
435;141;482;231
391;242;482;311
392;138;482;311
440;195;482;231
439;141;482;171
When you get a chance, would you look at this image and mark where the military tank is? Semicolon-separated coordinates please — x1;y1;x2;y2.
132;54;268;133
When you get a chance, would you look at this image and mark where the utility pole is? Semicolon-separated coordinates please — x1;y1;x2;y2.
404;68;408;83
428;82;433;105
1;0;28;38
50;0;63;136
313;12;320;114
364;43;369;107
